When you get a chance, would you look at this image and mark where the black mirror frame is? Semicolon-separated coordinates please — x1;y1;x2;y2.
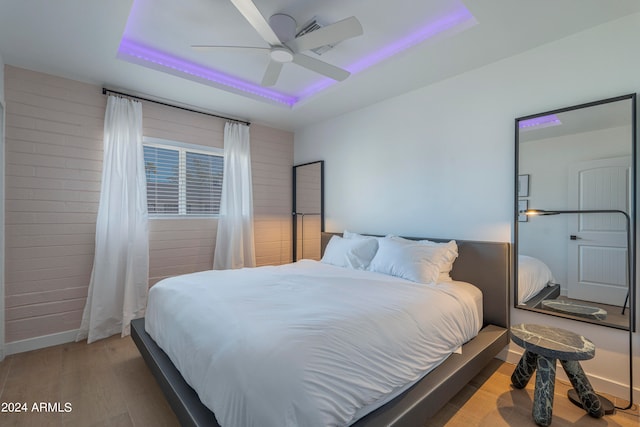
514;93;637;332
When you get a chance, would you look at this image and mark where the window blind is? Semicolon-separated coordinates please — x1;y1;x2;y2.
143;143;223;216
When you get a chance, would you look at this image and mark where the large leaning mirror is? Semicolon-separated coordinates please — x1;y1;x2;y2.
293;161;324;261
515;94;636;330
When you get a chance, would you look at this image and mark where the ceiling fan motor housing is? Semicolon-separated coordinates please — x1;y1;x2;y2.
269;13;296;43
204;2;363;86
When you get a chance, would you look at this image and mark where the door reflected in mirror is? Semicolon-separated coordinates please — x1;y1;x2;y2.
515;94;636;330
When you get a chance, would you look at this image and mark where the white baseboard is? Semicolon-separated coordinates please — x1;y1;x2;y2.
6;329;79;355
505;347;639;403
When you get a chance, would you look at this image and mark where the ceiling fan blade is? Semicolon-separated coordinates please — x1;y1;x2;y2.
292;53;350;81
287;16;363;53
191;45;270;54
261;60;283;86
230;0;282;46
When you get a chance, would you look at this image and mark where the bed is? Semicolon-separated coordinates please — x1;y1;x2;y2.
517;254;560;307
131;232;510;427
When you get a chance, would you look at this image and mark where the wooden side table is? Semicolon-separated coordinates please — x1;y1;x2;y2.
510;324;605;426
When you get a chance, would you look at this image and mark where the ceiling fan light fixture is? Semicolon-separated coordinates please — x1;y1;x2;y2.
270;47;294;63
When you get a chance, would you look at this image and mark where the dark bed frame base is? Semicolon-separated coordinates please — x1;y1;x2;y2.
131;319;508;427
132;318;220;426
352;325;507;426
131;234;511;426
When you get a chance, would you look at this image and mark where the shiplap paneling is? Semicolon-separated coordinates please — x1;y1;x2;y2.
1;53;6;359
4;66;104;343
251;124;293;266
4;65;293;344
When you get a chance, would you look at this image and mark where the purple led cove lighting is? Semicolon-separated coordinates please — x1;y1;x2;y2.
120;1;476;106
118;38;299;107
297;6;477;101
519;114;562;130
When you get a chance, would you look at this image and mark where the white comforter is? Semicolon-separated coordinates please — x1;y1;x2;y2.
146;260;482;427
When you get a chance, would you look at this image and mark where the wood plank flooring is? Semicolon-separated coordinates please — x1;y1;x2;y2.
0;335;637;426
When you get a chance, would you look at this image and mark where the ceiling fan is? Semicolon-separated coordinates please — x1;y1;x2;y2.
192;0;363;87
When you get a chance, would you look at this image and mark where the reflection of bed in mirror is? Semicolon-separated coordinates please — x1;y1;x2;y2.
517;254;560;307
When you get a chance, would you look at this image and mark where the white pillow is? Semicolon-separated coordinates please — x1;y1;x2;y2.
387;236;458;281
368;238;441;284
343;230;365;239
321;235;378;270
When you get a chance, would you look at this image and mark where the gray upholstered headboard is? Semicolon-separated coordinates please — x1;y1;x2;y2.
321;232;511;329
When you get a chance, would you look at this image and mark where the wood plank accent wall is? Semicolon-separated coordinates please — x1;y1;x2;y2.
251;124;294;266
0;55;6;358
4;66;293;343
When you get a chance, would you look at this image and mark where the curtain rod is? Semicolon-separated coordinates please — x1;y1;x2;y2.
101;88;251;126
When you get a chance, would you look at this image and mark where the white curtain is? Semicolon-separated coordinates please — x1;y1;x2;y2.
77;96;149;343
213;122;256;269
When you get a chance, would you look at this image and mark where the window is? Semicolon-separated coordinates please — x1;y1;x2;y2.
143;138;224;216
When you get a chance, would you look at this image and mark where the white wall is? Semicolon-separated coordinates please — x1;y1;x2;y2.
295;14;640;401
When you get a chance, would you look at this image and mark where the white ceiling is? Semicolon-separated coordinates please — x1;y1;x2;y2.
1;0;639;131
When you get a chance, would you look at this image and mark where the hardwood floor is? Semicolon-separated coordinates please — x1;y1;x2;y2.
425;359;638;427
0;335;179;427
0;335;637;426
